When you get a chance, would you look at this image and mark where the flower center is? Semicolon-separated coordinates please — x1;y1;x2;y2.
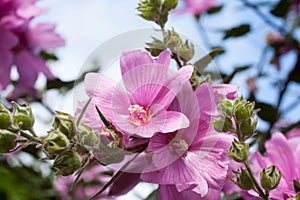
170;138;189;156
128;104;150;126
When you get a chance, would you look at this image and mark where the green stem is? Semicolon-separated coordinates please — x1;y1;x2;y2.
20;131;41;143
244;161;268;200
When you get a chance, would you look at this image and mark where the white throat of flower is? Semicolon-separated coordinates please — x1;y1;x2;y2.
128;104;150;126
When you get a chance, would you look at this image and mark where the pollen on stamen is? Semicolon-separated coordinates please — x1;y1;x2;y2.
128;104;150;126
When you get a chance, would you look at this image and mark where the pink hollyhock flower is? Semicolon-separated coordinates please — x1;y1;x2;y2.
140;82;236;199
54;164;115;200
78;50;192;138
179;0;217;16
225;132;300;200
0;0;65;98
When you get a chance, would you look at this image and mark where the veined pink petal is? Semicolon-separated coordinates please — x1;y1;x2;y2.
16;0;47;19
195;82;216;117
121;63;168;106
156;50;171;66
160;111;189;133
265;132;296;184
153;65;194;109
26;23;65;49
120;50;153;75
141;158;208;196
158;185;220;200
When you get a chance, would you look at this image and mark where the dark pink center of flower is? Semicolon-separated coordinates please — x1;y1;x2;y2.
128;104;150;126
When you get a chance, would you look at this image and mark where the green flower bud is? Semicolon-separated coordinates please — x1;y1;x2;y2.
12;102;34;130
162;0;178;11
52;111;76;139
77;125;99;147
53;151;82;176
233;100;254;122
233;168;254;190
146;37;166;57
0;103;13;129
218;99;234;117
0;129;17;153
178;40;195;62
239;118;258;138
212;116;233;133
228;140;249;162
294;179;300;193
137;0;162;22
164;29;180;51
42;130;70;156
260;165;281;191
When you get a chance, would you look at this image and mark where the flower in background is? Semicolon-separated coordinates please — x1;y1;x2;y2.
179;0;217;17
78;50;193;138
54;164;115;200
141;83;236;199
0;0;65;99
266;32;294;70
224;132;300;199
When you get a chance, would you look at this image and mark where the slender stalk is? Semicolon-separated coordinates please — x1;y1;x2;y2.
244;161;268;200
20;131;41;143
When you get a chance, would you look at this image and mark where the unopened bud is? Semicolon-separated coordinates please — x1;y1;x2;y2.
260;165;281;191
178;40;194;62
228;140;249;162
0;130;17;153
42;130;70;156
12;102;34;130
162;0;178;11
233;100;254;122
218;99;234;117
77;125;99;147
53;111;76;139
53;151;82;176
0;103;13;129
233;168;254;190
212;116;233;133
239;118;258;137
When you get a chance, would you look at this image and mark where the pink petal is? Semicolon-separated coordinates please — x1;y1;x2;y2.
0;27;18;89
212;84;238;101
160;111;190;133
121;63;169;106
266;132;296;183
120;50;153;75
26;23;65;50
195;82;216;117
110;172;140;196
159;185;220;200
156;50;171;66
153;65;194;109
16;50;54;79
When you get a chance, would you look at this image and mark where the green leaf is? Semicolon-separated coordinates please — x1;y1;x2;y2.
255;102;279;123
194;48;224;74
223;24;251;39
95;105;112;129
144;189;159;200
270;0;291;18
39;51;58;61
207;5;223;14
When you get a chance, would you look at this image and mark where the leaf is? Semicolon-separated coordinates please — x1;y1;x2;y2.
144;189;159;200
95;105;112;129
270;0;291;18
207;5;223;14
223;24;251;39
255;102;279;123
76;97;92;127
39;51;58;61
194;48;224;74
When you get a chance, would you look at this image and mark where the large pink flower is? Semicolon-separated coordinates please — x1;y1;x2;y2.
179;0;217;16
0;0;65;98
140;82;236;199
78;50;193;138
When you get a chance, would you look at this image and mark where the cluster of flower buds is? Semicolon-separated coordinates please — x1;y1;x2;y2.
137;0;178;28
0;102;35;153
